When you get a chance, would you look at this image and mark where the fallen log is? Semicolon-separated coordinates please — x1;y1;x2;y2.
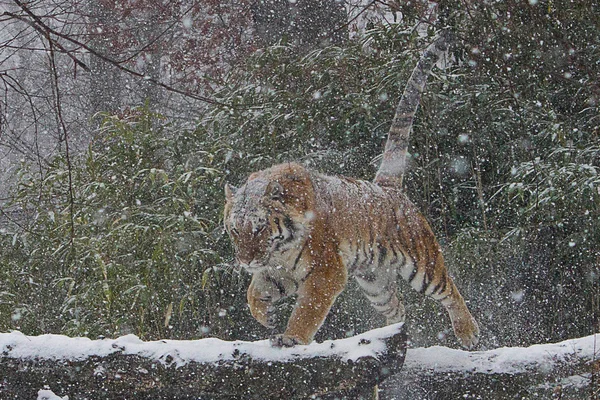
0;323;407;400
380;333;600;399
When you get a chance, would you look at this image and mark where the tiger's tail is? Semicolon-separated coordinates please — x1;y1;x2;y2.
374;31;451;188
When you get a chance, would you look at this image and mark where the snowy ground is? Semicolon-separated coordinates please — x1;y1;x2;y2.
383;333;600;399
36;390;67;400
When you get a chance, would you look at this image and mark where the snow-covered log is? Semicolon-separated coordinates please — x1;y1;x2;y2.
0;323;407;400
380;333;600;399
3;325;598;400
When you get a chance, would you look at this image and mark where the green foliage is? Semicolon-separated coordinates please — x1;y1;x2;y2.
201;24;431;184
506;146;600;228
0;108;253;340
432;0;600;344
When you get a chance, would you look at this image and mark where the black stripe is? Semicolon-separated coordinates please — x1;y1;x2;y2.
437;293;450;302
435;278;447;296
360;240;368;271
283;216;295;242
300;265;315;283
430;279;444;296
366;230;375;266
387;306;403;321
389;244;399;265
423;269;431;287
407;266;418;283
377;243;387;267
272;217;286;252
389;212;404;267
347;249;360;273
397;251;406;269
372;292;394;307
416;280;426;294
291;241;307;272
379;305;396;315
274;217;283;236
265;274;286;297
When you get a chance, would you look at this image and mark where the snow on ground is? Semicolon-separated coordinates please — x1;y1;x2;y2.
0;323;403;367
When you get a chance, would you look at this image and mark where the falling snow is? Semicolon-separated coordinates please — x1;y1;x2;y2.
0;0;598;398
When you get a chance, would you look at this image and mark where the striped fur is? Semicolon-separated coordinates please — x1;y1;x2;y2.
375;31;451;188
224;33;479;349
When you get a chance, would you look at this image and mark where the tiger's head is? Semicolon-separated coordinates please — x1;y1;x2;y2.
223;163;316;273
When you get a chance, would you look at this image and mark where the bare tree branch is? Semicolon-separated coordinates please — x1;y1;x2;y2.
336;0;379;34
3;9;90;72
5;0;230;107
47;39;75;241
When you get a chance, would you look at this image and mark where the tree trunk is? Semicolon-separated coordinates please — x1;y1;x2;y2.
88;2;123;117
0;324;406;400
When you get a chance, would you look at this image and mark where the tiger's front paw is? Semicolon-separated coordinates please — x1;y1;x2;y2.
248;296;276;329
270;334;301;348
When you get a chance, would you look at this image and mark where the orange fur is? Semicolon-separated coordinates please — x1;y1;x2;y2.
224;163;479;348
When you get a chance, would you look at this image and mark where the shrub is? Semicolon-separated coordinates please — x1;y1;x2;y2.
0;108;253;340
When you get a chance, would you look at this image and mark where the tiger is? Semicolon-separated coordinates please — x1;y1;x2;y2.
223;31;480;349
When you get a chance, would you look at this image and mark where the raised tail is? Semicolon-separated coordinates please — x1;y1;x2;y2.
374;31;451;188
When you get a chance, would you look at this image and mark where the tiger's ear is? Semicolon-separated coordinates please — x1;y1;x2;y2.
267;181;284;201
224;183;237;201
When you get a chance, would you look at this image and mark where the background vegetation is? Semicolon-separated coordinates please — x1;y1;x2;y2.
0;0;598;349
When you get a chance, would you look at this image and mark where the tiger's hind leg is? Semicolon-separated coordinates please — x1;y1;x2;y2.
401;252;480;349
435;279;480;349
355;270;405;325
